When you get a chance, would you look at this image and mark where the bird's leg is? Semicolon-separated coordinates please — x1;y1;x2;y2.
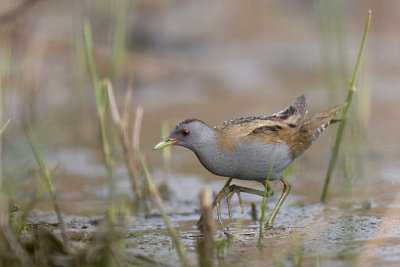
215;186;231;224
196;179;274;229
215;184;274;224
196;178;233;229
264;178;291;229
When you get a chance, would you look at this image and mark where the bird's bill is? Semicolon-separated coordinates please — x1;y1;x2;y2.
153;137;178;150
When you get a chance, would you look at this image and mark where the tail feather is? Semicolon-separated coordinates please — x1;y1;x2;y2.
301;102;347;142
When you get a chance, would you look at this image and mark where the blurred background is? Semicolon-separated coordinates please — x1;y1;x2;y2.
0;0;399;223
2;0;400;265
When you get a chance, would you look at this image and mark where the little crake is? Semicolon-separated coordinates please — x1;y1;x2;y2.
154;95;347;228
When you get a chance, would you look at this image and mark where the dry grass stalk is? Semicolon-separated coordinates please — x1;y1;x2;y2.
197;188;215;267
107;82;143;200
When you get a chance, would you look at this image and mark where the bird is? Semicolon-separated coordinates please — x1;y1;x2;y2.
154;95;347;228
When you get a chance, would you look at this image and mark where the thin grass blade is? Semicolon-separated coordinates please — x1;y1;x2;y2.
321;10;371;202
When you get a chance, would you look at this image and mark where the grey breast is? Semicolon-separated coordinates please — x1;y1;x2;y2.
194;139;292;182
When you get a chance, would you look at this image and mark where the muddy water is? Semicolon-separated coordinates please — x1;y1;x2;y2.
25;164;400;266
4;0;400;266
24;142;400;266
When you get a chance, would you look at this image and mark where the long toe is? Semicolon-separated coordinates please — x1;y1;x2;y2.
236;191;244;214
216;201;223;225
226;191;236;222
215;189;229;224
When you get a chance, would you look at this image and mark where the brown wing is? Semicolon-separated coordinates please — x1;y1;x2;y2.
213;96;345;159
232;119;318;159
222;101;347;158
214;95;309;153
241;121;297;143
239;120;307;159
214;119;301;153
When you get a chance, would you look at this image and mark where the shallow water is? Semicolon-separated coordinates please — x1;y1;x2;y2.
17;107;400;266
20;152;400;266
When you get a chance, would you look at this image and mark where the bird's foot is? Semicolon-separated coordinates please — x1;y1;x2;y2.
216;185;245;224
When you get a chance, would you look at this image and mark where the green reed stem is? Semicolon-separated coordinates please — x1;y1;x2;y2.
83;20;115;216
321;10;371;202
141;157;188;267
83;20;99;94
161;121;171;183
0;40;10;218
0;119;10;136
109;0;132;76
0;119;10;217
26;123;69;251
293;232;303;267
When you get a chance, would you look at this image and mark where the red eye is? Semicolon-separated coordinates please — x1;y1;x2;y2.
181;129;190;136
